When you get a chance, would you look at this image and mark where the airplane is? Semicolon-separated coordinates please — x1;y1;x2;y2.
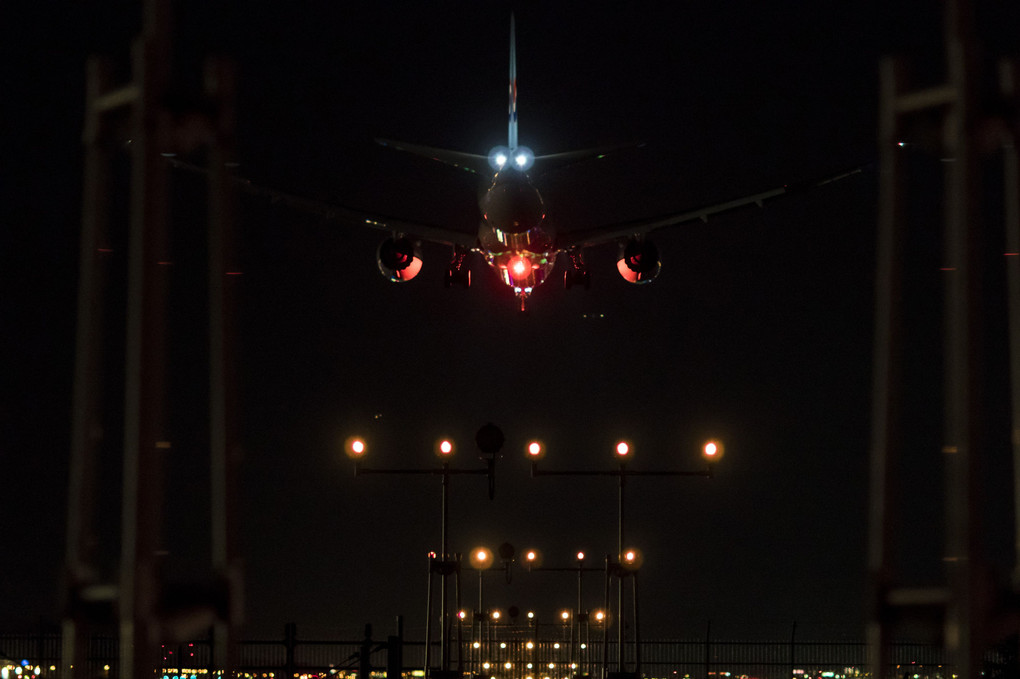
171;15;861;311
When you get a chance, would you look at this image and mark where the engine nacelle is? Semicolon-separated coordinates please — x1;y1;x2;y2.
616;238;660;284
377;237;423;282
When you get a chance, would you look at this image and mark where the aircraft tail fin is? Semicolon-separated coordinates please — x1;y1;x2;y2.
508;13;518;150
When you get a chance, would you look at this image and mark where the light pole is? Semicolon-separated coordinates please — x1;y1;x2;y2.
529;437;720;678
345;423;504;678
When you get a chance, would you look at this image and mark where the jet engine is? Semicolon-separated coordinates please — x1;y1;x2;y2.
377;237;423;282
616;238;660;284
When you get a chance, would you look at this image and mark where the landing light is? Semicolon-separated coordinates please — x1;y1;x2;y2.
488;146;511;171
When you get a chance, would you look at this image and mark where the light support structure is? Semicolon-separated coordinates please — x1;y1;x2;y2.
351;424;502;678
530;446;715;676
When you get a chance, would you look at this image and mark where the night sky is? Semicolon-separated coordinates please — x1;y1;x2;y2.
4;0;1018;644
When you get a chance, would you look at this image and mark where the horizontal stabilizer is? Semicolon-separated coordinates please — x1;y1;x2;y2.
375;138;489;175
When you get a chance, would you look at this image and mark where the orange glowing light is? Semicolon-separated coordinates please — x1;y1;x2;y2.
344;436;367;459
526;550;537;561
435;438;455;457
576;551;585;561
702;439;725;461
528;441;541;456
470;546;494;570
615;441;630;457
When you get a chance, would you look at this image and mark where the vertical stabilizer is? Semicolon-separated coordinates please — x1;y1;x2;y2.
508;14;518;150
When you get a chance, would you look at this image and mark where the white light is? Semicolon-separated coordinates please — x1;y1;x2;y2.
515;153;527;167
495;153;508;167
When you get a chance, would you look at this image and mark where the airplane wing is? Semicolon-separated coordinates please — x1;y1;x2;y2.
375;138;489;175
555;165;865;250
166;157;480;249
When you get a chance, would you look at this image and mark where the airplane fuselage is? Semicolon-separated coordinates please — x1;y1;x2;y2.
477;170;556;303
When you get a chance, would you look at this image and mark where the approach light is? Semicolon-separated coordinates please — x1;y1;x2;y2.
344;436;366;460
615;441;631;458
560;610;570;621
435;438;455;458
593;610;607;624
621;547;644;570
491;609;502;621
702;439;725;461
471;546;494;570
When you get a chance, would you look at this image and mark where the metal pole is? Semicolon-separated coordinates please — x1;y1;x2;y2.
425;554;434;677
602;556;611;679
440;464;450;672
999;58;1020;591
617;465;626;671
943;4;983;677
867;56;907;679
633;572;641;675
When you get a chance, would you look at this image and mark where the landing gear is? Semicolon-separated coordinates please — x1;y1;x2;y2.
444;247;472;288
563;249;590;290
563;268;590;290
444;267;471;288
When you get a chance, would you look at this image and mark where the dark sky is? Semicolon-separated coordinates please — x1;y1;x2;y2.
4;0;1018;644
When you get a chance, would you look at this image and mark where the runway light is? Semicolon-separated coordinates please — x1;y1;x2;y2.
702;439;725;461
621;547;644;570
524;548;541;567
471;546;494;570
435;438;455;458
615;441;630;458
560;610;570;621
344;436;366;460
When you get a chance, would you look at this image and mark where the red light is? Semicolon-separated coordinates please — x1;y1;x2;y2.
440;440;453;455
509;256;530;280
528;442;541;456
615;441;630;457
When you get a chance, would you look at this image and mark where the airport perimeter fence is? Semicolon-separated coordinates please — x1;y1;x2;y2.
1;629;1014;679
